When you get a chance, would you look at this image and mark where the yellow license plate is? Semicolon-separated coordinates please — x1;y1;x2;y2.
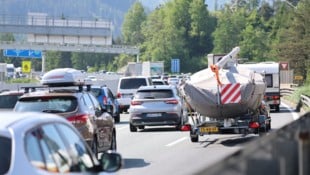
199;126;219;133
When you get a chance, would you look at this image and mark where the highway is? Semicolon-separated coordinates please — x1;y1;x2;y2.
114;103;298;175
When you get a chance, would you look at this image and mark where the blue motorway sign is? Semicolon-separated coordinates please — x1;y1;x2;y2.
171;58;180;73
3;49;42;59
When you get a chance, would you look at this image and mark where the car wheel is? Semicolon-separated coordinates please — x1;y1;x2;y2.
110;131;117;151
176;115;184;131
275;105;280;112
190;129;199;142
91;137;98;157
114;113;120;123
130;123;137;132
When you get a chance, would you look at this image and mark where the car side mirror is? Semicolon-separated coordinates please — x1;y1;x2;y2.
100;151;123;172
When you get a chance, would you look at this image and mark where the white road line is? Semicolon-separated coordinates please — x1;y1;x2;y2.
166;137;188;147
281;102;300;120
117;126;128;130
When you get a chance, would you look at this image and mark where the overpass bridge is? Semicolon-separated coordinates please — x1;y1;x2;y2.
0;13;139;71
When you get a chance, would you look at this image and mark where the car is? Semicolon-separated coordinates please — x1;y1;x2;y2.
152;79;168;85
14;68;117;156
87;75;98;82
117;76;153;113
167;77;180;87
0;111;122;174
90;85;121;123
0;90;24;111
128;85;188;132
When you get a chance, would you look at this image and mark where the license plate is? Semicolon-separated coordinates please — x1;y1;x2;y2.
147;113;161;117
124;94;133;98
199;126;219;133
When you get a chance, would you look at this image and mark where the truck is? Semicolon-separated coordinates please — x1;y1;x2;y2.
238;62;280;112
180;47;271;142
6;64;15;79
124;61;164;77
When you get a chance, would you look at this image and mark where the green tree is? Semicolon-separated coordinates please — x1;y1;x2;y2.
122;1;147;45
140;0;215;73
45;51;62;71
212;6;246;53
275;0;310;83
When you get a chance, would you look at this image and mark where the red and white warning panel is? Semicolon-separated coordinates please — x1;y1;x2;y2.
220;83;241;104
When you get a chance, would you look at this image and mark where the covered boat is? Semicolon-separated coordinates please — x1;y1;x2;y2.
180;47;266;119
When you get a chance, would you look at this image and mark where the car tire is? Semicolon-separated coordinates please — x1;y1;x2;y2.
114;113;120;123
110;131;117;151
190;129;199;142
91;137;98;157
130;123;137;132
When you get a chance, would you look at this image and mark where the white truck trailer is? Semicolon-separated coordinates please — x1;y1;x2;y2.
238;62;280;112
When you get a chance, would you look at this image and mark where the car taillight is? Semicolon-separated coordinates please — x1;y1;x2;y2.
117;92;121;98
131;100;142;105
272;96;280;100
165;99;178;104
67;114;88;124
103;96;108;105
249;121;260;129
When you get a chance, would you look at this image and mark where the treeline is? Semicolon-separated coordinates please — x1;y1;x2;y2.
0;0;309;83
119;0;309;82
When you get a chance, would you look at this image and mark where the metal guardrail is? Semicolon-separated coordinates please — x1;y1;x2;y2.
301;95;310;108
280;88;310;109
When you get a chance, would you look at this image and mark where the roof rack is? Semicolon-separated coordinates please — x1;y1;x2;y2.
21;85;48;93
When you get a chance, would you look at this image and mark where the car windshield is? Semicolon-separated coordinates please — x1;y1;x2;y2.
90;88;101;97
135;89;173;99
0;136;11;174
0;94;21;109
120;78;147;89
14;96;78;113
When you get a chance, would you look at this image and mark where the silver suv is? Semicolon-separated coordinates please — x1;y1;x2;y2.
128;85;188;132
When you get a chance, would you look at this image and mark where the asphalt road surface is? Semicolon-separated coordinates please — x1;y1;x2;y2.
114;102;298;175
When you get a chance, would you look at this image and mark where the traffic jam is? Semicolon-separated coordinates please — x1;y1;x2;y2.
0;47;283;174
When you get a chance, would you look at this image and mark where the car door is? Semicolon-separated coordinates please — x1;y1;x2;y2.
88;92;113;152
107;88;118;116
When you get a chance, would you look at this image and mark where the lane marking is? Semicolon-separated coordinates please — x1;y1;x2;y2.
281;102;300;120
166;137;188;147
117;126;128;130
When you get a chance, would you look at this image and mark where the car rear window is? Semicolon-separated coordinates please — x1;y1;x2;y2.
0;137;11;174
120;78;148;89
14;96;78;113
0;94;21;109
135;89;173;99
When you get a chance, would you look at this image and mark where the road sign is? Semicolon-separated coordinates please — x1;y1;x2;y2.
171;58;180;73
279;62;289;70
294;75;303;80
22;61;31;73
3;49;42;58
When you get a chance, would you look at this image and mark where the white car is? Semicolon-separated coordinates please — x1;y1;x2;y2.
116;76;153;113
0;111;122;175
